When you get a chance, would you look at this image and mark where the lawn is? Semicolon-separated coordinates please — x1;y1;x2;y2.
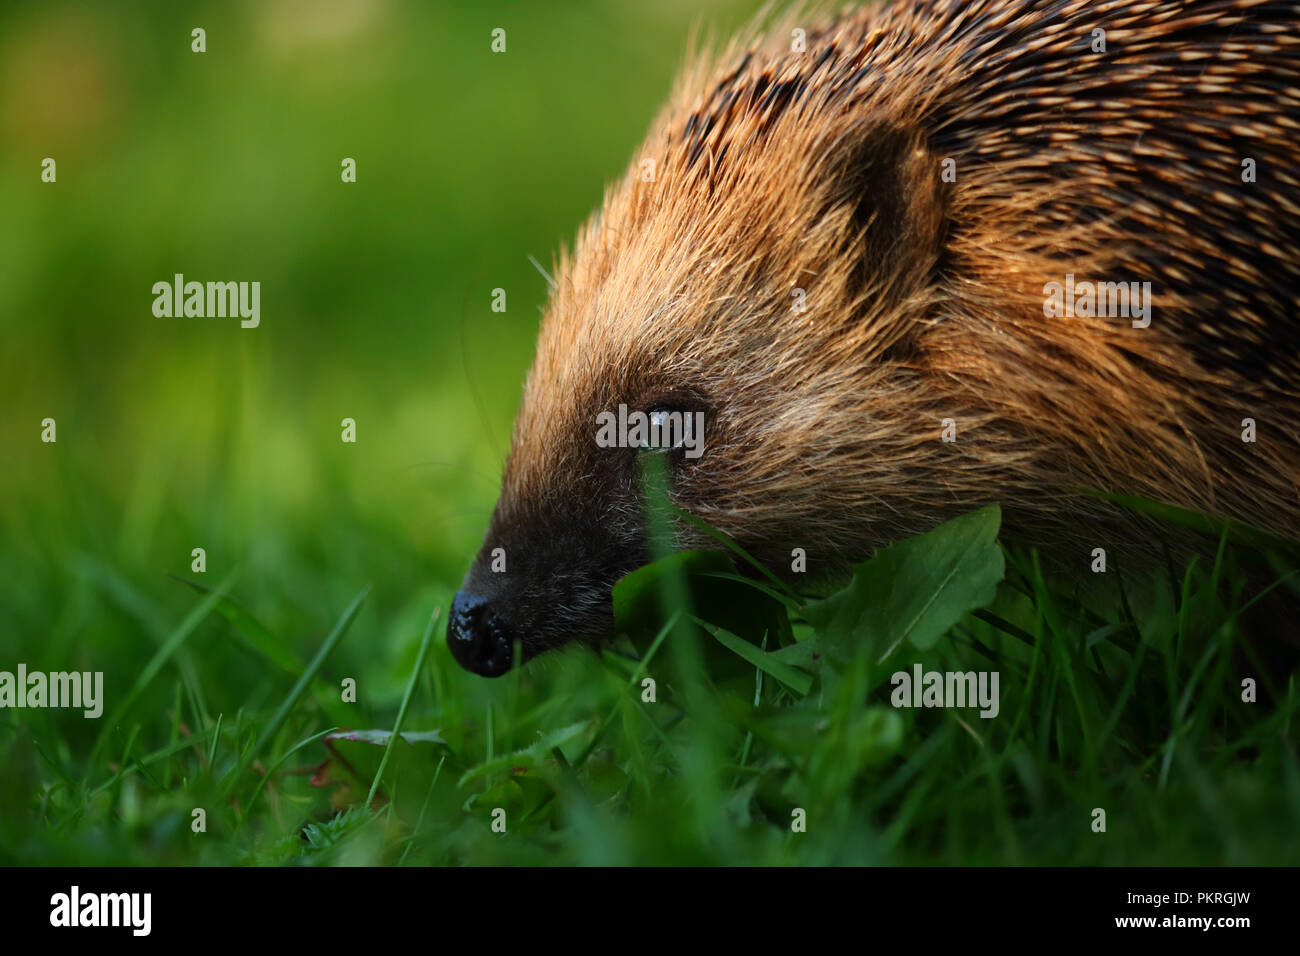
3;0;1298;867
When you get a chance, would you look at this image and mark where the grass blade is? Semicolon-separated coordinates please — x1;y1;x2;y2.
89;568;238;767
366;607;442;809
231;584;371;794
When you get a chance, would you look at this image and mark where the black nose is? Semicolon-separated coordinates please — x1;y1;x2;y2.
447;590;516;677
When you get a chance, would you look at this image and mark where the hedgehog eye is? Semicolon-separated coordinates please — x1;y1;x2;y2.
637;406;686;454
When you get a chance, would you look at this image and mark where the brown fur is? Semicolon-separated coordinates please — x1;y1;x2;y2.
459;0;1300;665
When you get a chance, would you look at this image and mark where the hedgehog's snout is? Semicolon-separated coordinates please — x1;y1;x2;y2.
447;589;515;677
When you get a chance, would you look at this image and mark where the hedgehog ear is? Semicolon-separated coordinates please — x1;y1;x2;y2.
819;118;949;301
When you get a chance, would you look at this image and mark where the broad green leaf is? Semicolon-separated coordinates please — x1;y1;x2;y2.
802;506;1005;658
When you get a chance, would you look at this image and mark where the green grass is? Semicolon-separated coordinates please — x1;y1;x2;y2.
2;0;1298;867
5;458;1299;866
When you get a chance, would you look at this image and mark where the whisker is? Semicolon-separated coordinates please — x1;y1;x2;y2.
527;253;557;291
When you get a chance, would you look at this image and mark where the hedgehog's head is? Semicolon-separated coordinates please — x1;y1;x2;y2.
448;51;951;675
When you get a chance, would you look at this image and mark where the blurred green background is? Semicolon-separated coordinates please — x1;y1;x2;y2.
1;1;760;715
0;0;760;859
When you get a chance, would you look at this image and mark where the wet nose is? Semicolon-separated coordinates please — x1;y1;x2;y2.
447;589;516;677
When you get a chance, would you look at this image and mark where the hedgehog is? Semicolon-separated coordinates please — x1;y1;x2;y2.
447;0;1300;676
